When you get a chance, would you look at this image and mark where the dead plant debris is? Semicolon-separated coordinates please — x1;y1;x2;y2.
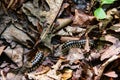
0;0;120;80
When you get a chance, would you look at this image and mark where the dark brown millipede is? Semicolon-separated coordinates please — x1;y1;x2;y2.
54;39;94;57
26;51;44;72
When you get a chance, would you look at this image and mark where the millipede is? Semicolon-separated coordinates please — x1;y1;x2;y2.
26;51;44;72
54;39;94;57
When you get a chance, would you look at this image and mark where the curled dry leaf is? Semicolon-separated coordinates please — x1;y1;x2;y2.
104;71;118;78
53;18;72;33
107;8;119;19
73;9;95;26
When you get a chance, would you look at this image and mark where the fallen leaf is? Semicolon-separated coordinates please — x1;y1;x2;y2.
61;69;73;80
35;66;50;75
0;46;5;56
104;71;118;78
22;0;63;27
4;45;24;67
96;55;120;80
52;58;65;70
67;48;84;64
1;24;33;48
101;41;120;61
110;23;120;32
73;9;95;26
46;69;61;80
72;68;82;80
105;35;119;44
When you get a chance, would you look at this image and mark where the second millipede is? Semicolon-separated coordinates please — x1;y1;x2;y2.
54;39;94;57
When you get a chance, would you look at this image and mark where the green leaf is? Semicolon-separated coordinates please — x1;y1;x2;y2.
94;7;106;19
101;0;115;5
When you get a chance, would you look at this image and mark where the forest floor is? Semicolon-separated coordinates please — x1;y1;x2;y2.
0;0;120;80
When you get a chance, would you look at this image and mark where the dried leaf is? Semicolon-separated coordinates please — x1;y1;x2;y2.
110;23;120;32
61;69;73;80
52;59;65;70
22;0;63;27
96;55;120;80
35;66;50;75
67;48;84;64
105;35;119;44
101;41;120;61
0;46;5;56
104;71;118;78
46;69;61;80
1;24;33;48
73;9;95;26
4;45;24;67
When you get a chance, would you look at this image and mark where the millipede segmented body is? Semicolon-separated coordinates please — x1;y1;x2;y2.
54;39;94;57
26;52;44;72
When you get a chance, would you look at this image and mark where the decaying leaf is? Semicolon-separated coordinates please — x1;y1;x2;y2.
4;45;24;67
0;46;5;56
53;18;72;33
67;48;84;64
1;0;120;80
61;69;73;80
110;23;120;32
27;59;64;80
6;72;23;80
96;55;120;80
105;35;119;43
101;41;120;61
104;71;118;78
73;9;95;26
1;24;33;48
22;0;63;27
